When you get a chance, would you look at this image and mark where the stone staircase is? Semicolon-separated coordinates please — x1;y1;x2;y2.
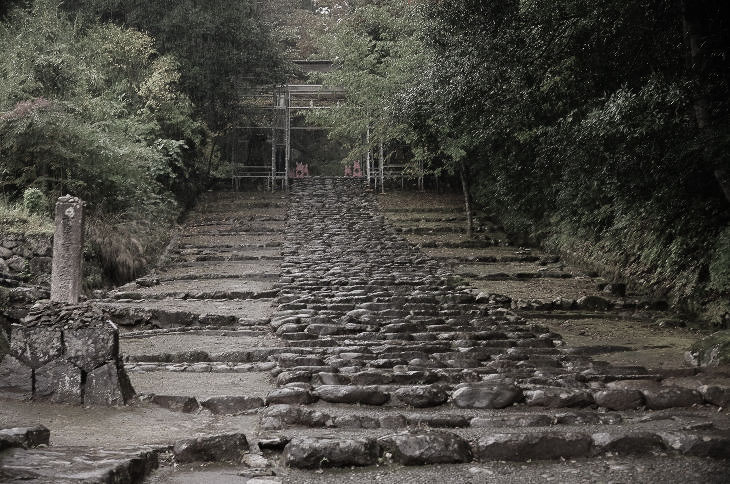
250;177;729;474
2;179;728;483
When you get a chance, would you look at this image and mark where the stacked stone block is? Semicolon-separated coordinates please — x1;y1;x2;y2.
0;303;135;405
0;233;53;285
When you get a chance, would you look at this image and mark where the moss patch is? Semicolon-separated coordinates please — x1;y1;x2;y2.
687;330;730;367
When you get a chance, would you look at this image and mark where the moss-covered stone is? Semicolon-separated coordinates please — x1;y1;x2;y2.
686;331;730;367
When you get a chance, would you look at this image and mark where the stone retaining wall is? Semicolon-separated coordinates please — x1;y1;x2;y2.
0;303;135;406
0;233;53;285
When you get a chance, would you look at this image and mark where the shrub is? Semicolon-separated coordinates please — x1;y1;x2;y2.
22;187;46;216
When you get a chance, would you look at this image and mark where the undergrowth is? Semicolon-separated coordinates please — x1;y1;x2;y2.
0;197;53;235
542;208;729;325
84;207;179;288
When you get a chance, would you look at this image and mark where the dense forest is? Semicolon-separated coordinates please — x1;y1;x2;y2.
0;0;289;284
0;0;728;323
312;0;730;323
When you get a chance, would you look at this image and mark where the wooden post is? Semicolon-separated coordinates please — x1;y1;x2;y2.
285;88;291;191
366;124;372;187
271;89;277;192
379;139;385;193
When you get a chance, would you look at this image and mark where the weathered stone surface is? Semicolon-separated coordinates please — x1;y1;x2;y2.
173;433;249;463
149;395;200;413
242;453;270;468
64;323;118;372
34;359;82;403
471;414;554;428
6;255;26;272
0;425;50;449
10;325;63;368
334;414;379;429
452;384;522;409
283;436;379;468
406;414;470;428
276;370;312;386
685;331;730;367
200;396;264;414
641;387;703;410
525;388;594;408
0;355;32;397
85;362;135;406
0;433;22;452
475;432;593;461
314;372;350;385
277;354;325;368
0;329;9;359
593;389;644;410
51;195;85;304
316;385;389;405
576;295;612;310
258;436;290;451
379;414;408;429
699;384;730;407
28;256;52;276
266;387;318;405
393;385;449;407
658;431;730;458
378;431;472;465
260;404;333;429
0;445;159;482
592;432;665;455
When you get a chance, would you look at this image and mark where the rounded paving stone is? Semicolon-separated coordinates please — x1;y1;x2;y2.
265;387;318;405
378;431;472;465
283;436;379;469
593;389;644;410
452;384;523;409
393;385;449;407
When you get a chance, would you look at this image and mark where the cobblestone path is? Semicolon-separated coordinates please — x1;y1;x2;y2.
256;178;730;476
2;178;729;483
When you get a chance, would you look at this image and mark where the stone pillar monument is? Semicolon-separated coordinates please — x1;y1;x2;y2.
50;195;85;304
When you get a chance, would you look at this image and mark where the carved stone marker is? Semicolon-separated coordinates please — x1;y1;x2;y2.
50;195;85;304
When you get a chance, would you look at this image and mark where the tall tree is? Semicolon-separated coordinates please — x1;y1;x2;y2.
62;0;290;132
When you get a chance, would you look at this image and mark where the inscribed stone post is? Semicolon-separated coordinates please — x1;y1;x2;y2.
50;195;85;304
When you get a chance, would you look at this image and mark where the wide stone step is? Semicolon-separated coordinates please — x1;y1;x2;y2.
99;299;274;328
277;427;730;469
0;444;162;483
128;371;274;402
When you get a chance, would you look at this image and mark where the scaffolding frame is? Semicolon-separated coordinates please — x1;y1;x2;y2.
234;78;426;192
233;83;346;191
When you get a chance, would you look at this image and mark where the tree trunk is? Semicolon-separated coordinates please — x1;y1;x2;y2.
682;0;730;203
206;136;218;184
459;161;473;239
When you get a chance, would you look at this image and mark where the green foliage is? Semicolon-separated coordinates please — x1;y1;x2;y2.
64;0;290;132
0;197;53;235
709;226;730;294
0;2;205;213
315;0;730;312
0;1;211;286
22;187;46;216
311;1;442;171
